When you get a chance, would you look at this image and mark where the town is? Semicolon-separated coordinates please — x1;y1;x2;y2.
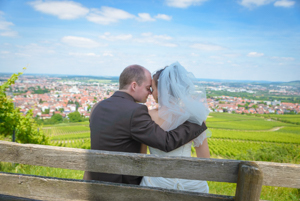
1;75;300;122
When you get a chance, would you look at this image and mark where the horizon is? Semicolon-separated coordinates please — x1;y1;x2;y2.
1;71;300;83
0;0;299;82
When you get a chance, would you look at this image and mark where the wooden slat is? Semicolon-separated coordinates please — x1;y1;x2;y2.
0;194;41;201
1;141;299;188
0;141;240;183
0;172;234;201
256;161;300;188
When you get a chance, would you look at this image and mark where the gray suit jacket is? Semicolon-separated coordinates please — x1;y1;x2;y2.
83;91;207;184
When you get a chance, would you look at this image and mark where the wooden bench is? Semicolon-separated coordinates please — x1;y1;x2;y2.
0;141;299;201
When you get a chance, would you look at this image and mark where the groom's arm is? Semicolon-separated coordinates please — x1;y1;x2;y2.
130;105;207;152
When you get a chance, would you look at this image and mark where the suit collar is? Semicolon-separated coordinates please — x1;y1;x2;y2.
112;91;135;102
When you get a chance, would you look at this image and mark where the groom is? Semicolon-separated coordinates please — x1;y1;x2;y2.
83;64;207;185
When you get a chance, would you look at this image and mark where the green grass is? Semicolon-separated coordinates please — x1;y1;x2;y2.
51;132;90;140
43;121;89;127
272;115;300;125
207;113;260;122
277;126;300;134
0;162;83;180
208;181;300;201
211;128;300;144
207;120;288;130
50;138;90;149
208;139;263;158
52;126;89;133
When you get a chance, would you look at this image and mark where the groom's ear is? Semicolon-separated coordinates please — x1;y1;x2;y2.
131;81;137;91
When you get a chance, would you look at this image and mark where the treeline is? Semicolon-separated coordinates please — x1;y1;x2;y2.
35;111;89;125
207;90;300;104
12;86;50;95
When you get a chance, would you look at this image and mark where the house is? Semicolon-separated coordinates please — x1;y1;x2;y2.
249;108;256;114
67;104;76;112
40;114;51;119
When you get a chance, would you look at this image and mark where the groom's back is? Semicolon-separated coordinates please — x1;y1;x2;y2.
84;91;143;185
90;92;142;154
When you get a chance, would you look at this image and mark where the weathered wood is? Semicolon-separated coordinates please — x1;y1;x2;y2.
1;141;299;188
0;194;41;201
0;141;240;183
235;162;263;201
0;172;234;201
256;161;300;188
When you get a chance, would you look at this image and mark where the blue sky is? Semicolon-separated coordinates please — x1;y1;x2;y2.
0;0;299;81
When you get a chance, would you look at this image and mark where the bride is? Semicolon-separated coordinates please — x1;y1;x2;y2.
140;62;211;193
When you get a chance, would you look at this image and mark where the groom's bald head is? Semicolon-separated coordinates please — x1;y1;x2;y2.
119;64;148;90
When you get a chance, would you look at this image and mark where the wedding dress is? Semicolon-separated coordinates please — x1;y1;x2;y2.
140;132;209;193
140;62;210;193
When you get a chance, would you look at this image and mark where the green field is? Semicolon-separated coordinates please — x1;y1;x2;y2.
1;113;300;200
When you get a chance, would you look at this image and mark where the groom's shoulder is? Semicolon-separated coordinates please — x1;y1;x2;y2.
102;94;144;110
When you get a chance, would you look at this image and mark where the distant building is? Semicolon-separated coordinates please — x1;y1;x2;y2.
271;100;281;106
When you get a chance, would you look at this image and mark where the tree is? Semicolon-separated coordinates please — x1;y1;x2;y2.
87;104;92;112
75;100;80;110
0;70;49;144
42;108;50;114
51;114;63;124
68;111;82;122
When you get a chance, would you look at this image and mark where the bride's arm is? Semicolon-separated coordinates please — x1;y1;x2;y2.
195;138;210;158
140;144;147;154
140;109;158;154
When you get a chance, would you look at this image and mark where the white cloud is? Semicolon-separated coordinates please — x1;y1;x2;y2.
69;52;100;57
239;0;274;8
223;54;240;58
29;0;89;20
61;36;101;48
103;51;113;57
15;53;31;57
271;56;295;61
86;6;134;25
15;43;56;56
135;32;177;47
0;20;14;30
0;31;18;37
274;0;295;7
247;52;264;57
165;0;209;8
136;13;156;22
190;43;225;51
0;12;18;37
99;32;132;41
155;14;172;21
0;51;10;54
239;0;295;8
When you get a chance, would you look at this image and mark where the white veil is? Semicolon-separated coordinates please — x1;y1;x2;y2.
157;62;210;146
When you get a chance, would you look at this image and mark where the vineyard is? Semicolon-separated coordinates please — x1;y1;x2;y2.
1;112;300;200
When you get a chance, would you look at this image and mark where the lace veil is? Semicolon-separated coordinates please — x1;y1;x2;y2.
157;62;211;146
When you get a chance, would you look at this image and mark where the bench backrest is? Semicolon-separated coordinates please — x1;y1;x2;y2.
0;141;299;201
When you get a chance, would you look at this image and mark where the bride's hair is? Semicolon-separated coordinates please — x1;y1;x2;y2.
152;66;167;88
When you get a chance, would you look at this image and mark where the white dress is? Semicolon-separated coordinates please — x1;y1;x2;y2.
140;132;209;193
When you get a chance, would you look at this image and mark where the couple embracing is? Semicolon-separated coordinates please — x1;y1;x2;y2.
83;62;211;193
